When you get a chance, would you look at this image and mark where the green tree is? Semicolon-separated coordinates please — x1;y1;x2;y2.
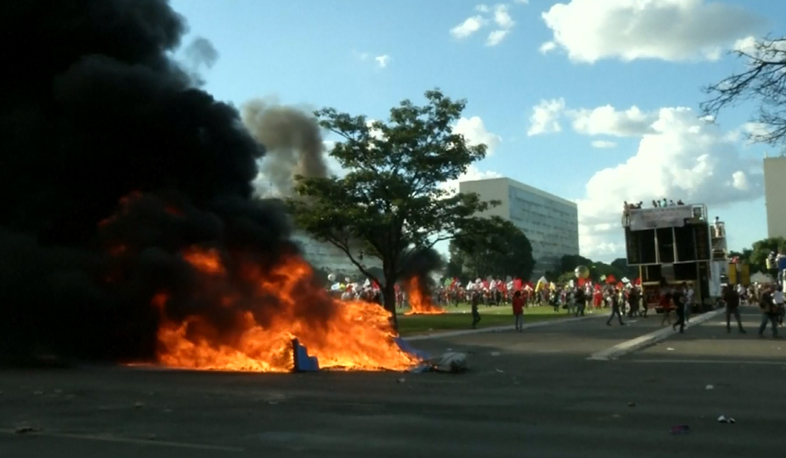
749;237;786;273
448;217;535;281
610;257;638;279
728;248;756;272
291;90;497;327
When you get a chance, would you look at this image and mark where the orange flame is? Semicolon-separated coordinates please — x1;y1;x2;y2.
154;248;419;372
404;277;445;315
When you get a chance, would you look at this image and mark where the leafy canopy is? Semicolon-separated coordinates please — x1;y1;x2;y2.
290;89;497;292
448;217;535;281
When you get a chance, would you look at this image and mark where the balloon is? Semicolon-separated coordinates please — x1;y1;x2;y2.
575;265;590;279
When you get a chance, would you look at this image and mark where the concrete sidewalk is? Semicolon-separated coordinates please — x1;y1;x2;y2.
588;307;725;360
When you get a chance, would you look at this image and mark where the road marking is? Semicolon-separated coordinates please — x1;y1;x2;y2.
405;314;604;341
587;308;725;360
0;428;244;452
627;359;786;366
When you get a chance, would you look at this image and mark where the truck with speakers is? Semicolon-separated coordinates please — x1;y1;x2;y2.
622;204;726;313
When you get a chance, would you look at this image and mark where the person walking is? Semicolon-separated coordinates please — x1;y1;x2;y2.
606;287;625;326
512;290;525;331
660;291;672;326
774;285;785;326
575;286;586;317
722;285;745;333
471;291;482;329
683;282;695;323
672;284;686;333
758;286;780;338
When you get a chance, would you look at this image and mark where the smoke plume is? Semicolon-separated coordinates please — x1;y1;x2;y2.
241;99;328;197
399;248;445;299
0;0;330;364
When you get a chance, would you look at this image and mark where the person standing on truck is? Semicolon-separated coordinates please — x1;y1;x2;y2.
722;285;746;333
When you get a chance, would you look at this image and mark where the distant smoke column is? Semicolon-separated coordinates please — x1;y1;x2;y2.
241;99;327;197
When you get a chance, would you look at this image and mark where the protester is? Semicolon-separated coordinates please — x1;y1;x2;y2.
606;287;625;326
758;286;780;338
471;291;482;329
722;285;746;333
672;284;686;333
512;290;525;331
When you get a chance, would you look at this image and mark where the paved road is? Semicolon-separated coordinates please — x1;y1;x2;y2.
1;308;782;457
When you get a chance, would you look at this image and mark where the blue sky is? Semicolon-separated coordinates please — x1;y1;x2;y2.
170;0;786;262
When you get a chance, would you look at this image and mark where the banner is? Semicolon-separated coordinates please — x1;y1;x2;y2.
628;206;693;231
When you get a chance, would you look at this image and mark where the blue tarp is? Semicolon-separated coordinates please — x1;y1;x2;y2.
291;338;319;372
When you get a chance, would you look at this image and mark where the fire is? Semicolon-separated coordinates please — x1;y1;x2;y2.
154;248;419;372
404;277;445;315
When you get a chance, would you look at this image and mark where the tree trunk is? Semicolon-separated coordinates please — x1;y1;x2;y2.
382;279;398;331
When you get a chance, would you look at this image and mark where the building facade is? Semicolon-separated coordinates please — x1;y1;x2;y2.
291;231;381;279
459;177;579;279
764;156;786;238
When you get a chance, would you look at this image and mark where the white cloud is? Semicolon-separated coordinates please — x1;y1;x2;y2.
539;41;557;54
527;98;566;136
576;106;762;260
450;15;486;39
452;3;520;44
493;4;515;29
570;105;658;137
441;165;503;197
541;0;763;63
591;140;617;149
486;30;510;47
374;54;390;68
453;116;502;155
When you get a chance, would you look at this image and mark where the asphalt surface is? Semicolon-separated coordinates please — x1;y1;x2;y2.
1;306;782;457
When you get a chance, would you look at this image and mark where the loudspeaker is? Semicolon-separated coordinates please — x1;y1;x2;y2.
693;224;710;261
625;228;657;265
674;225;696;262
656;228;675;263
640;264;661;283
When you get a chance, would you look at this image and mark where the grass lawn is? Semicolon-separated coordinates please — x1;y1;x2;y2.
396;303;574;336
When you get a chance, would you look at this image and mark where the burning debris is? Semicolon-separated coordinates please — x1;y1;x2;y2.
400;248;446;315
0;0;417;372
404;277;446;315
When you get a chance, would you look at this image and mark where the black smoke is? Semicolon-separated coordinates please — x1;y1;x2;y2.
398;247;444;301
0;0;321;364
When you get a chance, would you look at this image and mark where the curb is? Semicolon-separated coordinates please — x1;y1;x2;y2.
587;308;726;361
405;314;604;342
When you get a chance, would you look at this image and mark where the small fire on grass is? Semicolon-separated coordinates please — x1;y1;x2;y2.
404;277;445;316
152;248;419;372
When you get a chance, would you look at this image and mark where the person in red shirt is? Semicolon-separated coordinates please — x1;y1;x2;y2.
512;290;525;331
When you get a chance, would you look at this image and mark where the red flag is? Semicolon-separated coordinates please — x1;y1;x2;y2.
606;274;616;284
513;279;523;291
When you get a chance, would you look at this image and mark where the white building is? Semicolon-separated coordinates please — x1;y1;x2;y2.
459;177;579;279
764;155;786;239
291;231;381;278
